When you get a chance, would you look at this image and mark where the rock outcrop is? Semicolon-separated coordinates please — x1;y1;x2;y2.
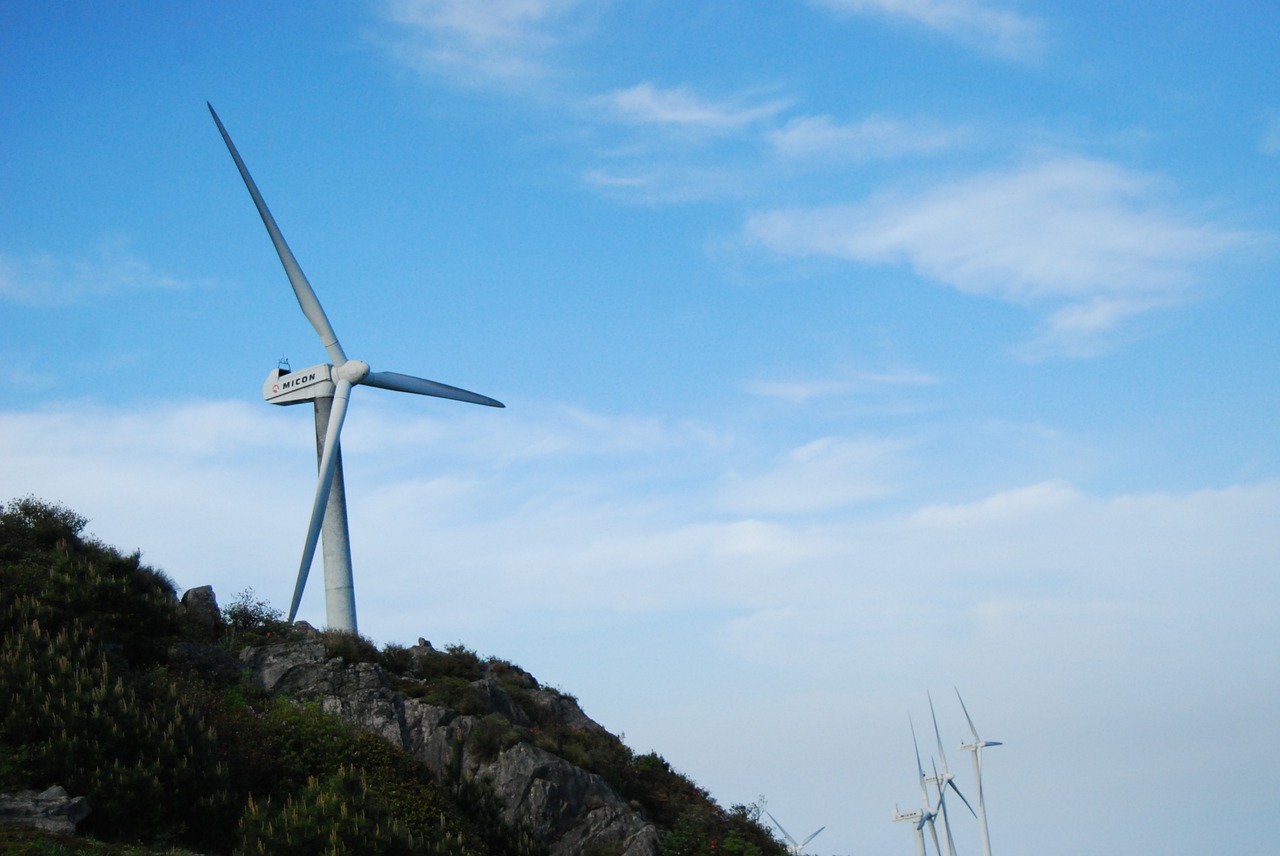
180;585;224;640
239;638;659;856
0;785;91;834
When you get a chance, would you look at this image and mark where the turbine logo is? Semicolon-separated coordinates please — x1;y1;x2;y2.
278;371;319;392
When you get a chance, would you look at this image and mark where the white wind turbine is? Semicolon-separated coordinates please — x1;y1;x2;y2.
956;689;1001;856
926;692;976;856
209;103;503;633
765;810;825;856
893;717;943;856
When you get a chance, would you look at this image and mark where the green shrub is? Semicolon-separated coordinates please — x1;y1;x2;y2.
380;641;415;673
0;498;181;670
321;628;380;664
0;596;231;846
470;714;520;762
234;766;420;856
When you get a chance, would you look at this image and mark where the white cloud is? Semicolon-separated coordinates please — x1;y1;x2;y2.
744;157;1253;354
378;0;588;84
769;114;973;161
599;83;788;132
808;0;1046;60
0;238;189;306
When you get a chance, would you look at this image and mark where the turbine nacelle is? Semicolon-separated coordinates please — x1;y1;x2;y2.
264;363;335;404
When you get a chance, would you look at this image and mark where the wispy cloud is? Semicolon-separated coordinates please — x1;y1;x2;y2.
582;162;772;204
769;114;973;161
744;157;1254;356
0;238;189;306
744;368;938;403
717;436;908;515
1261;109;1280;157
807;0;1046;60
378;0;588;85
598;83;788;132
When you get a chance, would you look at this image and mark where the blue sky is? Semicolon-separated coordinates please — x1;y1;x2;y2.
3;2;1278;854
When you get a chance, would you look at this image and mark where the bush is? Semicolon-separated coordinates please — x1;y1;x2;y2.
223;588;291;647
470;714;520;762
321;628;380;664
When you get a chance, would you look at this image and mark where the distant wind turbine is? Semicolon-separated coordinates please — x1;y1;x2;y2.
765;810;825;856
208;103;504;633
956;689;1001;856
893;717;944;856
926;692;977;856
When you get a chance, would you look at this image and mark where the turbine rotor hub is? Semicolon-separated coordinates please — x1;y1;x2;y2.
336;359;370;384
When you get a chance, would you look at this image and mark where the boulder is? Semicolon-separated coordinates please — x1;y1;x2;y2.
0;785;91;834
180;585;223;640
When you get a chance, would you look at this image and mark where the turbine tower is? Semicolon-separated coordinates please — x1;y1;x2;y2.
209;103;504;633
956;689;1001;856
765;810;824;856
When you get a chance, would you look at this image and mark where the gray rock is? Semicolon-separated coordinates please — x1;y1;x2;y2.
239;640;659;856
0;785;91;834
474;676;534;728
180;585;223;640
485;743;659;856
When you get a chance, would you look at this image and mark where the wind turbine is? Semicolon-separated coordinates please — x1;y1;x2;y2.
893;717;943;856
956;689;1001;856
764;810;824;856
208;103;503;633
926;692;976;856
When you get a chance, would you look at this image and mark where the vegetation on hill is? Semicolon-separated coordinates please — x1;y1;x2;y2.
0;497;785;856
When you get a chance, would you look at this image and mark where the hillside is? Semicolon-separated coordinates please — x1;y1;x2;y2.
0;497;787;856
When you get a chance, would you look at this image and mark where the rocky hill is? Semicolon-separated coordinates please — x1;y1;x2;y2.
0;497;785;856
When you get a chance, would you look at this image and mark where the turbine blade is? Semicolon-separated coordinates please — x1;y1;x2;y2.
910;715;928;800
363;370;504;407
940;792;957;856
931;759;944;810
800;827;825;847
207;103;347;367
955;687;981;742
287;378;353;621
926;816;943;856
929;691;950;773
765;811;798;847
948;779;978;818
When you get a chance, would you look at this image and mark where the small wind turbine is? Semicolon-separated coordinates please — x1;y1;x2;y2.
893;717;943;856
926;692;976;856
208;103;503;633
765;810;825;856
956;689;1001;856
